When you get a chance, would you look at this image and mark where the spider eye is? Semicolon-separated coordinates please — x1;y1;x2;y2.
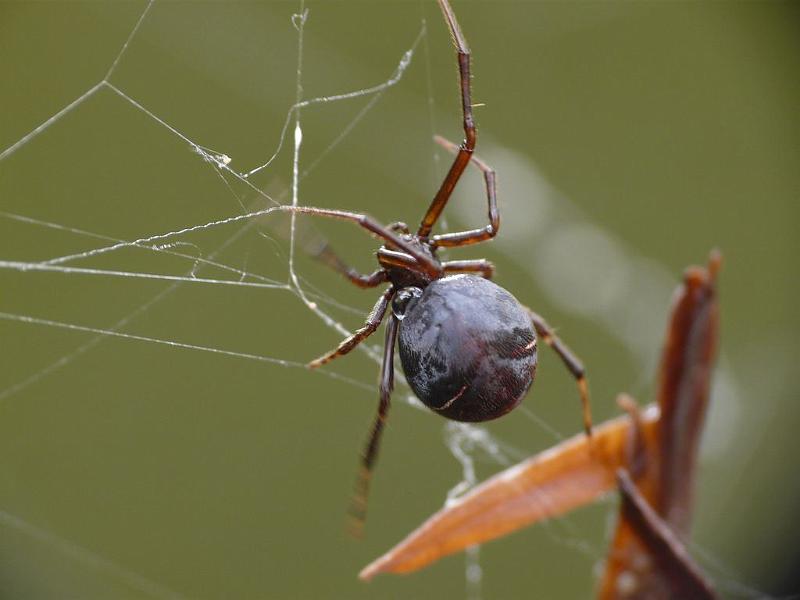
392;287;423;320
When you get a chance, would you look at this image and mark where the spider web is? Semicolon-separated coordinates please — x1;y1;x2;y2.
0;1;769;599
0;3;512;597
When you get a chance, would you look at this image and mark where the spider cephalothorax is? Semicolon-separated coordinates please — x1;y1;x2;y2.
289;0;593;531
377;234;439;290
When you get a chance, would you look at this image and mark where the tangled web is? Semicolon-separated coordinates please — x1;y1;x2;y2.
0;2;763;599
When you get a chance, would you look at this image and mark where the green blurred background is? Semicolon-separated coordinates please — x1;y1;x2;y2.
1;1;797;598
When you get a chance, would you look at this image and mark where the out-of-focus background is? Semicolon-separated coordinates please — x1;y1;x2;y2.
0;1;797;598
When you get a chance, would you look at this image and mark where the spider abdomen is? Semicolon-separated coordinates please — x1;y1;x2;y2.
397;275;537;422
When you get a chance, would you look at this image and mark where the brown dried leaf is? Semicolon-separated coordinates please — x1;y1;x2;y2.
599;251;720;599
360;405;659;579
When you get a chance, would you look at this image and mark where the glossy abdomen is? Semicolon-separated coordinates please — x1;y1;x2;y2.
397;275;537;422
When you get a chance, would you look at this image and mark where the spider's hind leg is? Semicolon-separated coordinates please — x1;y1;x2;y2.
349;314;400;536
526;309;593;438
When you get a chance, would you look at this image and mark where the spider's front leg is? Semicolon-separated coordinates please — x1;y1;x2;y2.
314;242;388;289
430;135;499;249
349;314;400;536
417;0;477;239
308;287;394;369
266;207;389;289
526;308;593;438
283;205;441;278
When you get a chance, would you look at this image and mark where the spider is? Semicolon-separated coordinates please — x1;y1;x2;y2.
289;0;592;531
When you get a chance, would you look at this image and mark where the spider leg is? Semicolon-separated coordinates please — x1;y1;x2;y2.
417;0;477;239
283;205;441;277
526;309;593;438
308;287;394;369
442;259;495;279
430;135;499;249
314;241;388;289
349;314;400;536
260;204;388;288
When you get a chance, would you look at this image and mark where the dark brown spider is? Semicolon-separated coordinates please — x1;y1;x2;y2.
291;0;592;531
